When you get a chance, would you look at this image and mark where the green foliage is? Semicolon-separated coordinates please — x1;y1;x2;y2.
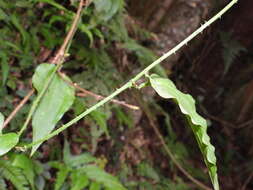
0;153;48;190
52;162;70;190
0;133;19;156
63;140;97;167
82;165;127;190
49;140;126;190
0;140;126;189
12;154;36;189
220;32;246;75
89;182;101;190
70;170;89;190
123;40;167;77
123;40;157;65
31;64;75;155
0;158;31;190
149;74;219;190
0;52;9;86
94;0;124;21
0;112;4;133
90;110;109;138
114;107;133;128
137;162;160;182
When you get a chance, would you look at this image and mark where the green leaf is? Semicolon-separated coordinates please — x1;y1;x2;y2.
79;24;94;47
94;0;124;21
0;112;4;134
220;32;246;75
83;165;126;190
0;8;8;21
12;154;35;188
35;0;70;13
0;160;29;190
149;74;219;190
10;14;28;44
0;133;19;156
137;162;160;182
31;64;75;155
54;166;69;190
0;52;9;86
63;140;96;168
123;40;157;65
70;170;89;190
89;182;101;190
90;110;109;137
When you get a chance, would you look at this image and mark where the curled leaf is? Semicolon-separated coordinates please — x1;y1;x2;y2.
149;74;219;190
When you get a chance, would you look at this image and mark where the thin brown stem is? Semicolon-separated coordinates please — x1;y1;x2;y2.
202;107;253;130
241;172;253;190
150;119;212;190
58;72;139;110
238;119;253;129
206;113;236;128
18;0;85;136
51;0;84;65
2;89;34;129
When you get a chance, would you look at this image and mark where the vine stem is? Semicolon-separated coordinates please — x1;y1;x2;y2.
18;0;85;137
25;0;238;148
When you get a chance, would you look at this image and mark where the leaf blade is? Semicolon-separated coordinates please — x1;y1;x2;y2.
149;74;219;190
83;165;126;190
31;64;75;155
0;133;19;156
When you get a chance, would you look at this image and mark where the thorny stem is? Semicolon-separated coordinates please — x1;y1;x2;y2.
25;0;238;148
18;0;85;136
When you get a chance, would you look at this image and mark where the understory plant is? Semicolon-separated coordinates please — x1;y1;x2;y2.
0;0;238;190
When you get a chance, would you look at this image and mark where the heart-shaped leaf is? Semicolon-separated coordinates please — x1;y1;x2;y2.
0;133;19;156
149;74;219;190
31;64;75;155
